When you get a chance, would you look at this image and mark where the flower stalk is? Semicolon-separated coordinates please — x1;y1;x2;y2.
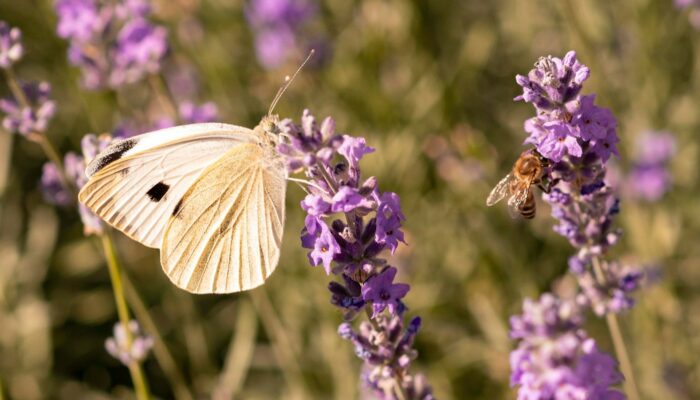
101;233;152;400
591;256;641;400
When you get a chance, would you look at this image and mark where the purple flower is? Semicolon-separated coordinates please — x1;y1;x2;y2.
307;221;341;274
0;21;23;69
510;294;624;400
301;194;331;216
375;192;406;254
40;162;71;206
623;131;675;202
361;267;409;317
573;95;616;141
627;165;671;201
338;135;375;167
634;131;676;165
179;101;219;124
55;0;103;41
111;19;168;86
105;320;154;366
54;0;169;89
0;81;56;136
331;186;373;213
254;28;297;70
245;0;317;69
281;110;430;398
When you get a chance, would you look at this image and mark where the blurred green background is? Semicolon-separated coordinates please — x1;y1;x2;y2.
0;0;699;398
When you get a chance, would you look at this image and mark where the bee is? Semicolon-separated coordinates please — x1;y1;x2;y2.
486;149;551;219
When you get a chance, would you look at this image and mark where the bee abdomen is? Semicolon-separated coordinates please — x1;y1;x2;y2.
520;193;536;219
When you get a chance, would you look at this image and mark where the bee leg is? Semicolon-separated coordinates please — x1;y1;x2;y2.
537;176;557;194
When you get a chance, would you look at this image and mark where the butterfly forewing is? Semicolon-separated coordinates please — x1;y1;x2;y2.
79;123;255;248
160;142;286;294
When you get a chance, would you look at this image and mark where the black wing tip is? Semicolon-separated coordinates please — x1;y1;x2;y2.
86;138;138;177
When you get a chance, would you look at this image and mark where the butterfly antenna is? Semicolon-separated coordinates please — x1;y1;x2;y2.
268;49;315;116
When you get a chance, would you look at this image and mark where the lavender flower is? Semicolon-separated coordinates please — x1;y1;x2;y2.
40;133;111;234
675;0;700;29
245;0;316;69
54;0;169;89
280;110;432;399
508;51;645;398
105;320;154;366
516;51;641;316
625;132;675;201
516;52;618;163
0;22;23;69
0;81;56;137
179;101;219;123
40;161;72;206
510;294;625;400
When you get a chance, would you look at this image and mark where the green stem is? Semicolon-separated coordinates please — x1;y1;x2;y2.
591;256;641;400
101;233;152;400
122;274;193;400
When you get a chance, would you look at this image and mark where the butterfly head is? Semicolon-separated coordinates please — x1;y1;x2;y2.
256;114;283;149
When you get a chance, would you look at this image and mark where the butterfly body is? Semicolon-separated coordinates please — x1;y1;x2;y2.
79;117;287;294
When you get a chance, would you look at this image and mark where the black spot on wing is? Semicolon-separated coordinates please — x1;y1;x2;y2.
146;182;170;202
172;198;183;217
86;138;137;177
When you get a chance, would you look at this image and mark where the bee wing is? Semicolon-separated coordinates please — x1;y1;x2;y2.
160;142;286;294
507;185;531;219
486;173;514;206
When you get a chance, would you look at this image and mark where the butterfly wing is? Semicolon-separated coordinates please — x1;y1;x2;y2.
160;142;286;294
79;123;256;248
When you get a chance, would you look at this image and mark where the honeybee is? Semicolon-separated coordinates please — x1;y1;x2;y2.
486;149;551;219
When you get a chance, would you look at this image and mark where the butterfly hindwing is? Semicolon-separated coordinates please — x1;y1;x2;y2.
79;123;256;248
160;142;286;294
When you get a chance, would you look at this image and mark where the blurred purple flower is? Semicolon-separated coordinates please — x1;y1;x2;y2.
281;110;432;399
55;0;104;42
510;294;625;400
105;320;154;366
245;0;317;69
111;19;168;86
0;81;56;136
40;161;72;206
54;0;169;89
623;131;675;202
634;131;676;165
0;21;23;69
40;133;112;234
179;101;219;124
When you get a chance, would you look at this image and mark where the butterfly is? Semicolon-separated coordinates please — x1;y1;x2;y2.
79;53;314;294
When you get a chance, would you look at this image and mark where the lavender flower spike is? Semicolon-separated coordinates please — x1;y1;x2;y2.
515;51;641;315
0;21;23;69
510;51;644;399
510;294;625;400
280;110;433;399
105;320;154;366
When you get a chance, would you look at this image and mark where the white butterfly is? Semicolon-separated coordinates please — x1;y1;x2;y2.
79;53;314;294
79;118;287;294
